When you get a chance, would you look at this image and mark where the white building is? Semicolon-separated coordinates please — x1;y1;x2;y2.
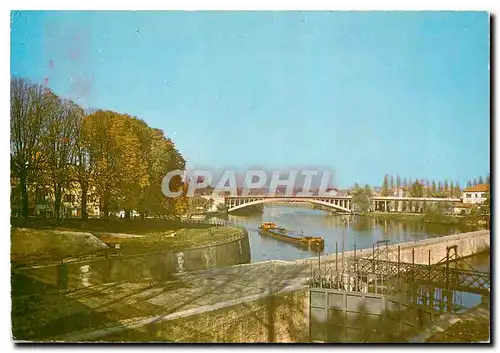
462;184;489;204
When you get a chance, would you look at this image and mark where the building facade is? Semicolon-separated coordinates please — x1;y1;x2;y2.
462;184;489;204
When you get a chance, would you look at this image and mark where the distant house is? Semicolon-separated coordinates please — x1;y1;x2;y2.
10;178;101;218
462;184;489;204
451;202;475;215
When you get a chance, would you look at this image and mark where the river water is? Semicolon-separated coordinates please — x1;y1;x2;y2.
214;204;479;263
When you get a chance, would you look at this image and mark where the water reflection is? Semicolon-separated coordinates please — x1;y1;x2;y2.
215;205;471;263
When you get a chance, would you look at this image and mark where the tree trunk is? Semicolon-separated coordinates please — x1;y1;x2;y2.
20;170;29;219
81;183;88;220
125;210;131;219
102;194;109;219
54;185;62;224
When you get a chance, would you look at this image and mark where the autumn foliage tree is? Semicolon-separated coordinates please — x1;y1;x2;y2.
139;129;186;218
83;111;150;218
10;77;188;220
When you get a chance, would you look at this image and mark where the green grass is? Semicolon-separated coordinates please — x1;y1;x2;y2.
96;225;243;254
11;218;213;235
11;227;108;263
11;218;245;264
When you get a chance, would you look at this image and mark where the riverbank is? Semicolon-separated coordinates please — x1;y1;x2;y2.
362;211;487;229
11;218;213;235
11;219;245;265
11;230;490;342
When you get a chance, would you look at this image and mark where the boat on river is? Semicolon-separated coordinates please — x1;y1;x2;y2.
258;222;325;251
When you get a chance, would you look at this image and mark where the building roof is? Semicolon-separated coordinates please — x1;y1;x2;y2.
463;184;489;192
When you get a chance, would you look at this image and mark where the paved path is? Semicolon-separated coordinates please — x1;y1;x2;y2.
13;260;309;341
12;230;490;342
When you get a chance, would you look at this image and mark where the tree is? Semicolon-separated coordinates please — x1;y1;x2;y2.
10;78;51;219
450;181;454;198
382;175;389;196
189;196;212;214
44;96;82;222
431;181;437;196
173;182;189;218
72;108;96;220
396;175;401;189
444;179;449;197
473;178;478;186
352;183;372;213
455;180;461;198
84;110;151;218
478;176;484;185
11;77;189;222
410;180;424;197
424;179;430;197
389;176;394;194
216;203;228;213
481;186;490;228
486;174;490;185
138;128;186;218
115;116;151;217
464;205;481;224
364;184;373;198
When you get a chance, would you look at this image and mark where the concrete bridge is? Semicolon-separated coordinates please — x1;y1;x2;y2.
224;195;461;213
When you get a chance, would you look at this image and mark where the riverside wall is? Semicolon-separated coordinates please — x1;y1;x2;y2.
98;230;490;343
13;226;251;291
297;229;490;267
13;230;489;342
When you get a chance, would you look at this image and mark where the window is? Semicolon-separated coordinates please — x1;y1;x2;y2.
466;193;472;198
64;194;75;203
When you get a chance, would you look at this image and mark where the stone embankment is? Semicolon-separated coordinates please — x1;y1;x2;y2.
12;230;490;342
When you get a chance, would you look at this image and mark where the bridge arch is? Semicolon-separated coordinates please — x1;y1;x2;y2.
226;197;351;213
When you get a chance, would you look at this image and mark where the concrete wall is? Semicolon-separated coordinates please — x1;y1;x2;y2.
20;228;251;291
122;289;310;343
309;289;440;342
301;230;490;267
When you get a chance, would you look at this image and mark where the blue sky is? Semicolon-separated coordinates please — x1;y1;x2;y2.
11;11;490;188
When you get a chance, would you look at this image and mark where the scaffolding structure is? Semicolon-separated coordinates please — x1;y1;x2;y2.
307;241;490;312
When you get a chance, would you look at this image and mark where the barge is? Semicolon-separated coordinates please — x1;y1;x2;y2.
258;222;325;251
